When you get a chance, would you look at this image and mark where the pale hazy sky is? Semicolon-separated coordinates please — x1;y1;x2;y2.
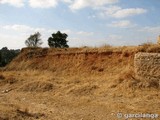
0;0;160;49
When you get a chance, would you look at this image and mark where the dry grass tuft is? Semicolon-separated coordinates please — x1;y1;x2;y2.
67;84;99;96
16;108;45;119
18;81;54;92
0;74;5;80
118;66;135;81
138;43;160;52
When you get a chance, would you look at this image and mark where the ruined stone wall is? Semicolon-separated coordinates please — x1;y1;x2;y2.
134;52;160;83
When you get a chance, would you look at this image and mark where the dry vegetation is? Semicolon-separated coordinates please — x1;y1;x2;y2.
0;44;160;120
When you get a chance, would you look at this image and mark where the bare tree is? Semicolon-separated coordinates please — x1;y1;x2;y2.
25;32;43;47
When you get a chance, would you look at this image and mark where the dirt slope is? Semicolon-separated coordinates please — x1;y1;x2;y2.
0;46;160;120
6;47;134;74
